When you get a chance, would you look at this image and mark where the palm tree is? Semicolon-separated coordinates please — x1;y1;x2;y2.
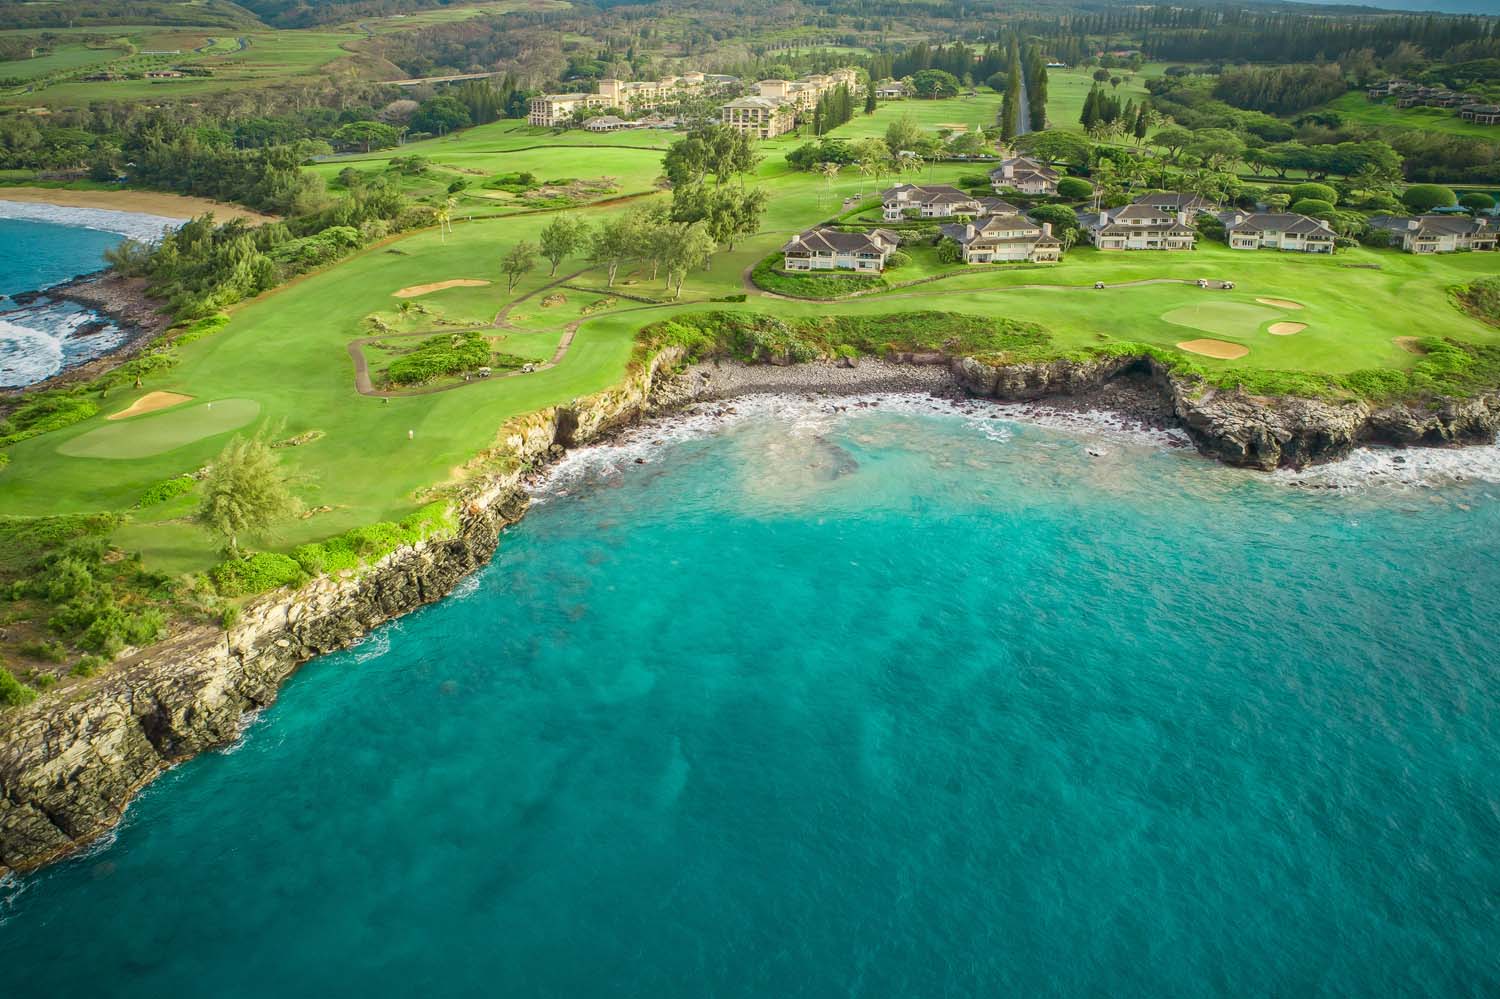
435;200;453;242
818;161;841;205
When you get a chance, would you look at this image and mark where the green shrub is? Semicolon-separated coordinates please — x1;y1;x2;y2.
1289;198;1335;219
1402;184;1457;213
0;666;36;707
1457;276;1500;327
210;552;307;597
71;655;105;678
172;311;231;346
19;638;67;663
886;250;912;269
1458;192;1494;213
1056;176;1093;199
386;331;492;385
0;393;99;448
135;475;196;509
1290;182;1338;206
292;502;457;578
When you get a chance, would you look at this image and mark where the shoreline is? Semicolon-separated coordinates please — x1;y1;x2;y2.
0;271;172;396
0;187;275;226
4;354;1500;876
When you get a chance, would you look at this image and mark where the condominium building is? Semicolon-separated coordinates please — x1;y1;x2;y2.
719;96;798;139
530;70;736;127
528;92;605;127
720;67;860;137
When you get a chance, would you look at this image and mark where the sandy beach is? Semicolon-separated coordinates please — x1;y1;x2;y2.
0;186;275;224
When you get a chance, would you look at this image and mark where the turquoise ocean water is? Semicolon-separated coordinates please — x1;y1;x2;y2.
2;401;1498;996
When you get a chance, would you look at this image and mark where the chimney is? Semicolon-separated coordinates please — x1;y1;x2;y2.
1041;222;1052;236
1408;218;1420;231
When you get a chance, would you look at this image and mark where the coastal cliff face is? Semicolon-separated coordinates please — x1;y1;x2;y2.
952;354;1500;470
3;342;1496;875
0;348;685;877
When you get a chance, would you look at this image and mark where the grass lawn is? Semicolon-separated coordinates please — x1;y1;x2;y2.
825;93;1005;141
4;133;1499;580
1318;92;1500;144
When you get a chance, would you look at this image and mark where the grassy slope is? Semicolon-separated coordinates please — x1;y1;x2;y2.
4;124;1500;575
1320;92;1500;143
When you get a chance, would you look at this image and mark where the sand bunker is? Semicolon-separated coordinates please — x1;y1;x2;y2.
1267;322;1306;336
107;391;193;420
1177;339;1249;360
393;279;491;298
1394;336;1426;354
1256;298;1303;310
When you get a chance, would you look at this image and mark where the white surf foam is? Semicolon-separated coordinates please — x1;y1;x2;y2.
1276;439;1500;490
531;392;1190;499
0;199;184;243
0;300;129;387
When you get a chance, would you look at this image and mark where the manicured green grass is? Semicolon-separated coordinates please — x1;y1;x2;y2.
57;399;261;459
1319;92;1500;143
1160;301;1286;339
825;93;1005;141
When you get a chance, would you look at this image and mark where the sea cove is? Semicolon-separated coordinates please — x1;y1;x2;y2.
0;205;180;387
3;404;1497;996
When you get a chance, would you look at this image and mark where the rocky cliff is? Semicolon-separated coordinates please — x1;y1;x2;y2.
0;347;686;877
4;343;1497;875
951;354;1500;470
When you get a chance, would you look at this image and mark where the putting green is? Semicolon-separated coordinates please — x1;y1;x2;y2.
1161;301;1284;338
57;399;262;460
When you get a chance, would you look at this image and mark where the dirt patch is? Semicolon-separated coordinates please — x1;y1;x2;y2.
1176;339;1249;360
106;391;192;420
393;279;491;298
1394;336;1427;354
1267;322;1306;336
1256;297;1303;310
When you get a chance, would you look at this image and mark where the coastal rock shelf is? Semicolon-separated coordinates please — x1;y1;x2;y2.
3;344;1498;874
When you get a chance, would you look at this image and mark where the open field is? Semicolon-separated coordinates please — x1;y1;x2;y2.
1045;64;1162;132
827;93;1005;141
0;41;129;80
1318;92;1500;143
311;121;674;215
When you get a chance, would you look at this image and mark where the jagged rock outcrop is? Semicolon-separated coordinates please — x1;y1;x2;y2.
952;354;1500;470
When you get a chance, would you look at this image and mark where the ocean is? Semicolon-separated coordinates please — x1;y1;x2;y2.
0;201;182;387
2;398;1497;996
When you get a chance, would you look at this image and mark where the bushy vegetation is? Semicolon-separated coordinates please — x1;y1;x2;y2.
642;310;1052;365
209;552;307;597
135;475;197;509
0;393;99;448
0;664;39;707
2;514;172;659
750;255;886;299
1457;276;1500;327
288;502;457;577
386;331;494;386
